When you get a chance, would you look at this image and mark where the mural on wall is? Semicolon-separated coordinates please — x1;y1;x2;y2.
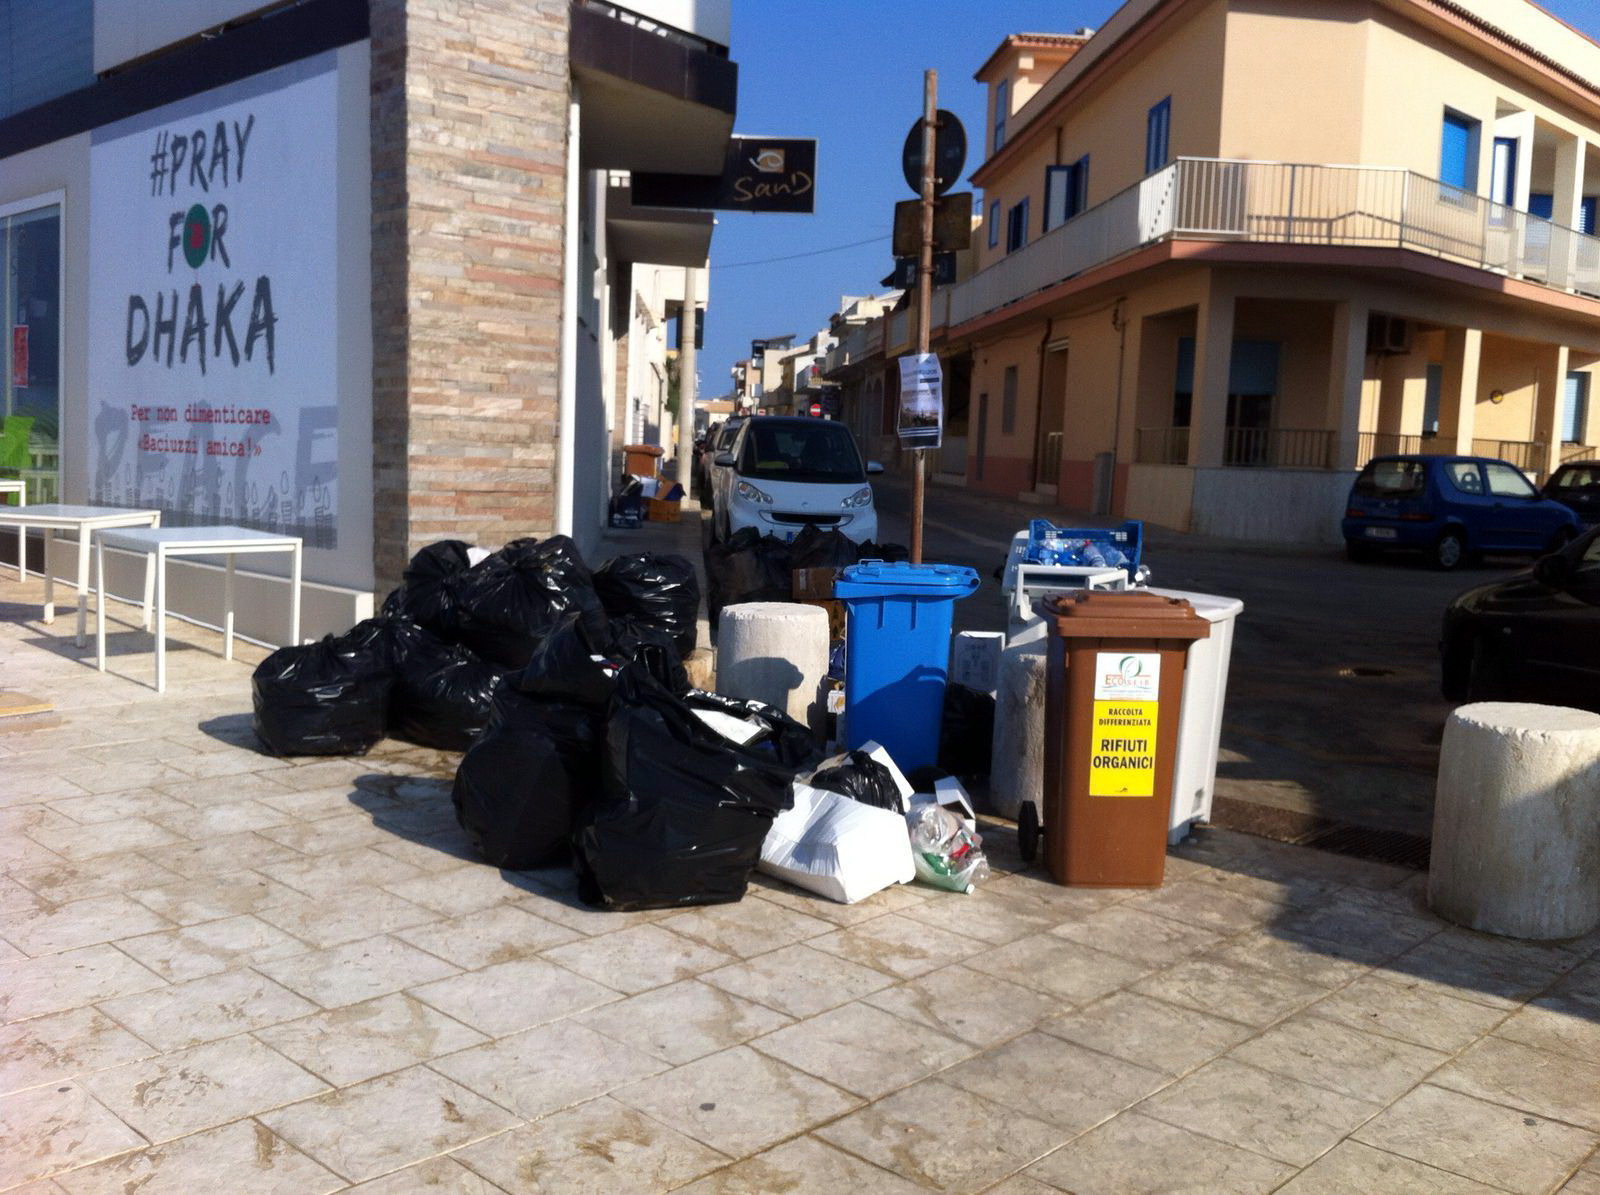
88;59;339;547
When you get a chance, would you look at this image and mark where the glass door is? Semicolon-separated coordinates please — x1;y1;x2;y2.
2;200;62;504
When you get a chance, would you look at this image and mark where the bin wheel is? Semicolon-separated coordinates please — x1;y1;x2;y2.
1017;801;1040;864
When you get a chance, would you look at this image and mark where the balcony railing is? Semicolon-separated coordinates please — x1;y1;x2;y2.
1356;432;1424;465
1135;425;1333;468
946;157;1600;328
1136;426;1189;465
1561;442;1597;463
1472;438;1546;472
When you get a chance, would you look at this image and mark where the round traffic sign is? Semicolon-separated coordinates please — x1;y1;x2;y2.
902;110;967;197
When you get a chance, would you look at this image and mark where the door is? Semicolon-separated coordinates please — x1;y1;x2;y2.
1481;460;1549;550
1440;460;1495;548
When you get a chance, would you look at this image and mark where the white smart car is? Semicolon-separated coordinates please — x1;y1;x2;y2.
712;416;883;544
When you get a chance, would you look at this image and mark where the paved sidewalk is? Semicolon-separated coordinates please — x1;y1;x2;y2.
2;576;1599;1193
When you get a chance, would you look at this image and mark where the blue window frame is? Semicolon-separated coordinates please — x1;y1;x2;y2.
1583;197;1597;235
1528;193;1597;232
1145;97;1172;174
993;79;1009;152
1006;197;1029;253
1490;136;1517;207
1529;192;1555;220
988;199;1000;247
1439;109;1479;192
1043;157;1090;233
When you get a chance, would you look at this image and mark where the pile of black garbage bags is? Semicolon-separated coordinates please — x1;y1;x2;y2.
251;536;825;909
704;523;908;623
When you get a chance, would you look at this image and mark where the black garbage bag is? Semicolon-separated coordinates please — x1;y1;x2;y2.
451;535;608;668
519;615;690;712
381;540;476;637
573;664;820;910
251;630;397;757
809;749;905;813
938;684;996;779
593;553;700;658
452;689;602;869
390;630;510;752
789;525;862;571
704;528;793;622
857;539;911;563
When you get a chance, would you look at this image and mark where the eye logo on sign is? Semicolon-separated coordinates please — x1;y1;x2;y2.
182;204;211;269
751;148;785;173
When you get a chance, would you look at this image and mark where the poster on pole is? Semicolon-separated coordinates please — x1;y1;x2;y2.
897;352;943;448
87;56;341;547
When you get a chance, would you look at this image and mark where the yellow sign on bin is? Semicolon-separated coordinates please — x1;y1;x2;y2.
1088;651;1161;798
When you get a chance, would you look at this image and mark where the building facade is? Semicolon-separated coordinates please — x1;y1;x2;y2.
933;0;1600;542
0;0;732;635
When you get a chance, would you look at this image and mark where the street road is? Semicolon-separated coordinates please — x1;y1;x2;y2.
873;472;1518;841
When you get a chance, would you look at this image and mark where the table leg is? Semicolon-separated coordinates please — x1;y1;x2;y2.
42;528;54;622
224;554;236;661
95;539;107;673
155;549;167;694
290;543;302;647
142;554;155;630
75;532;92;647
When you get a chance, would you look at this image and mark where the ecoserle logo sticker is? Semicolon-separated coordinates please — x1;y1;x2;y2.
1093;652;1160;701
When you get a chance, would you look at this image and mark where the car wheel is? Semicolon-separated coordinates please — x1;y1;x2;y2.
1546;526;1576;554
1345;540;1377;563
1433;529;1466;571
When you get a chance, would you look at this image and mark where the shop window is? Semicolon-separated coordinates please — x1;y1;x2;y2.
1001;366;1018;435
1145;97;1171;174
1;200;61;504
1006;198;1030;253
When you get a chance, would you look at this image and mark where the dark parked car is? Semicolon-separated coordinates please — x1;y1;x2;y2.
1342;454;1580;569
1542;459;1600;527
1440;524;1600;712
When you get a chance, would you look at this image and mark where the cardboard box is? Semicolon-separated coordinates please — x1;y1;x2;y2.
646;497;681;523
791;567;839;602
801;598;845;643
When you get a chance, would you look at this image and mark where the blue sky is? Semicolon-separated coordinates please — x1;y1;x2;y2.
698;0;1600;396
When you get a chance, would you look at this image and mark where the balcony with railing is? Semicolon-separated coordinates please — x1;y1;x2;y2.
946;157;1600;330
1136;425;1335;468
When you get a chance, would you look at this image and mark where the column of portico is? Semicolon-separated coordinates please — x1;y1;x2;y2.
1550;134;1589;290
1186;277;1234;469
1327;300;1370;470
1533;343;1569;481
1437;327;1482;455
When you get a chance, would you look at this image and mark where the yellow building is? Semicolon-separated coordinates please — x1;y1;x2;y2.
938;0;1600;542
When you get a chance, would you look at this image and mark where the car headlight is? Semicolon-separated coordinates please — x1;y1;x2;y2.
735;480;772;504
841;486;873;509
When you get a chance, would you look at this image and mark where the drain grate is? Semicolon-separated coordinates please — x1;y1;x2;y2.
1210;796;1431;871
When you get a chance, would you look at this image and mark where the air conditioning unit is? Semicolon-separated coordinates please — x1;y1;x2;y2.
1366;314;1413;355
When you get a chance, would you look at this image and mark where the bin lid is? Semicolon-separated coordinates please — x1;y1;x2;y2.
1144;587;1244;622
622;443;664;456
837;560;980;596
1037;589;1211;641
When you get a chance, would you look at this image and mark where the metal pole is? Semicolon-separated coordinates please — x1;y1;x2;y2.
678;267;698;503
911;69;936;564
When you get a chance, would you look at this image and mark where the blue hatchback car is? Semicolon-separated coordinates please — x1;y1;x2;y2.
1342;455;1580;569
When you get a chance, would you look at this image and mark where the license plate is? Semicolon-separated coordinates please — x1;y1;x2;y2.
1364;527;1397;540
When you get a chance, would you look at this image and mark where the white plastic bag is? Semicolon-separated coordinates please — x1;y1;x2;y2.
907;803;990;894
760;782;916;904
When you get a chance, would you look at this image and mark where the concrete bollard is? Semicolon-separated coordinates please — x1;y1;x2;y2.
716;602;830;736
990;644;1048;820
1429;702;1600;940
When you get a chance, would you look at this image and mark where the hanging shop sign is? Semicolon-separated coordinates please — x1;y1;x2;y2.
632;137;817;214
87;56;342;547
897;352;943;448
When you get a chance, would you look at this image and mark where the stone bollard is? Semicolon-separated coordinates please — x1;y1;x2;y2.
1429;702;1600;940
990;644;1048;820
716;602;830;737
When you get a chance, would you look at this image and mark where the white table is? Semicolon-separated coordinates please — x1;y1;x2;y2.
95;525;302;693
0;481;23;579
0;504;162;644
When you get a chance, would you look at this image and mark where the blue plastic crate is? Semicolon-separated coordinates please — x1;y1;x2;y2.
1025;519;1143;574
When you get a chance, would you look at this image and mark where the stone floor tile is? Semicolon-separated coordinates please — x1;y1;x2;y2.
1205;929;1381;988
254;992;488;1087
1050;904;1225;968
344;1156;506;1193
0;876;47;919
808;912;986;980
1125;880;1282;935
4;895;171;957
431;1020;667;1121
155;771;293;807
1133;958;1326;1027
150;798;295;841
254;935;459;1008
256;885;443;950
51;1118;344;1195
576;979;792;1065
1231;1011;1449;1103
1274;1140;1505;1194
410;957;619;1037
1043;991;1256;1076
1272;899;1443;961
256;811;395;856
1549;961;1600;1013
142;830;303;879
96;967;317;1051
1355;1083;1599;1193
44;789;192;826
114;914;310;983
453;1095;728;1194
0;944;167;1024
127;871;305;926
1566;1164;1600;1195
751;1000;972;1099
894;888;1064;945
979;870;1132;920
367;833;481;876
254;784;374;822
1310;974;1511;1052
612;1044;859;1158
0;1083;144;1189
1026;1110;1295;1194
543;925;734;995
1433;1035;1600;1132
672;1134;926;1195
1140;1058;1382;1166
27;817;183;862
259;1065;519;1184
395;904;582;969
256;846;425;900
658;897;833;958
514;893;675;936
9;854;184;905
82;1033;327;1143
0;1007;157;1096
1382;936;1570;1009
814;1077;1065;1194
747;873;928;927
981;1177;1066;1195
944;1031;1168;1133
864;962;1063;1048
1497;995;1600;1059
383;865;529;918
700;943;895;1019
963;932;1150;1005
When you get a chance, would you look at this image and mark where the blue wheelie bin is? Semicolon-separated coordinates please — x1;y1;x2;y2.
835;561;981;774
